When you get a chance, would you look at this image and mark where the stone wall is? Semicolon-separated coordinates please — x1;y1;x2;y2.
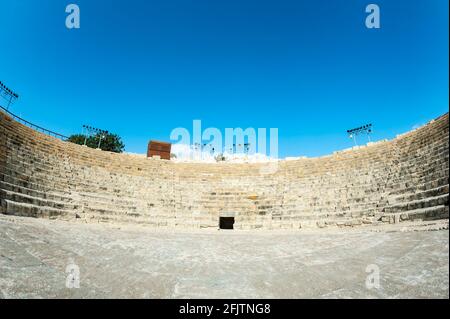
0;110;448;229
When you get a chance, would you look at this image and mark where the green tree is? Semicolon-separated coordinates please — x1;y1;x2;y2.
67;132;125;153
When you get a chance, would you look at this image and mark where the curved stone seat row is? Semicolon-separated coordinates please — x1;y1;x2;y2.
0;110;448;229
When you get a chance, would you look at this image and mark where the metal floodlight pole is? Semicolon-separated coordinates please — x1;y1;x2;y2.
244;143;251;154
7;95;12;110
97;135;103;149
367;124;372;142
83;125;88;146
97;130;108;149
349;133;357;146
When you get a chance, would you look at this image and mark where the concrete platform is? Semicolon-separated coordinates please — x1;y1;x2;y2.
0;216;448;299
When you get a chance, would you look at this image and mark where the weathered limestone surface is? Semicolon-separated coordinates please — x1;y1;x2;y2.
0;110;448;229
0;215;448;299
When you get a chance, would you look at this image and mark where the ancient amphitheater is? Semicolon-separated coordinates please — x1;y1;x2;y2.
1;110;449;229
0;109;449;298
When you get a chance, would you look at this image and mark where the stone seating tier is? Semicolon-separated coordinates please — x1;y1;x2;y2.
0;110;448;229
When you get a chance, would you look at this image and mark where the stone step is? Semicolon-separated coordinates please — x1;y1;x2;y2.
383;194;448;213
0;189;78;211
388;184;449;204
380;205;449;223
0;180;73;203
1;199;75;219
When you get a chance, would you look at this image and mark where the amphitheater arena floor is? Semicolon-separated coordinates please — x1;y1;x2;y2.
0;215;448;299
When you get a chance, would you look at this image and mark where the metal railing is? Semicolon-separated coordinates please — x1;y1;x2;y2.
0;105;69;140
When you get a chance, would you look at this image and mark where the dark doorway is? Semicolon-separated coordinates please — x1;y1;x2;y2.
219;217;234;229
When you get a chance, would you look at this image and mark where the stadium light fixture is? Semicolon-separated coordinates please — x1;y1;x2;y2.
0;81;19;110
82;125;109;149
347;124;373;146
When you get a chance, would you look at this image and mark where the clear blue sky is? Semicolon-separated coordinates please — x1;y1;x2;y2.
1;0;448;157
